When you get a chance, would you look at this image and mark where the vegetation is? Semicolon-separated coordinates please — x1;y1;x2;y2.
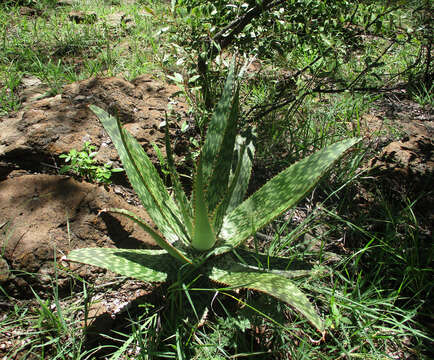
59;141;123;184
66;64;359;336
0;0;432;359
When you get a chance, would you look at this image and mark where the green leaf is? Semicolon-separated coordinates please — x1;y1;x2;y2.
191;157;216;251
206;86;239;213
201;59;236;186
142;6;155;16
212;128;253;234
229;248;327;280
90;105;188;245
167;73;184;84
208;255;324;333
218;138;361;252
226;129;255;214
67;248;174;282
105;208;192;264
164;119;193;237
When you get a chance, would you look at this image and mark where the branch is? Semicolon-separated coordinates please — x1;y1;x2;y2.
246;83;408;123
309;83;408;94
277;5;402;88
212;0;286;52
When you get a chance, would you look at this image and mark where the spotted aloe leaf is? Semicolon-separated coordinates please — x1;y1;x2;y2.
229;248;328;280
213;129;255;232
164;117;193;236
103;207;191;264
225;130;255;214
67;248;174;283
89;105;188;245
191;157;216;251
201;60;237;200
208;255;325;334
217;137;361;254
206;87;239;213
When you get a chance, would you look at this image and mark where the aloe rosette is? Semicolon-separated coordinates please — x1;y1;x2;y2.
67;63;360;336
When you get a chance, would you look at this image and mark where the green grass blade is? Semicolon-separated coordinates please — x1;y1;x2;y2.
105;208;192;264
201;59;236;186
218;138;361;252
208;256;325;334
191;158;216;251
90;105;188;245
67;248;174;282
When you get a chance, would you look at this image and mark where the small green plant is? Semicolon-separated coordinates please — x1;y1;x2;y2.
411;82;434;108
0;70;22;115
59;142;123;184
66;62;360;337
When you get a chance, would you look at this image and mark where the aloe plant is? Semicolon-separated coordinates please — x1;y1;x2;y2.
67;63;360;336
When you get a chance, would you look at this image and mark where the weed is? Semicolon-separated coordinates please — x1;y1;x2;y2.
411;82;434;108
59;142;123;184
0;68;21;114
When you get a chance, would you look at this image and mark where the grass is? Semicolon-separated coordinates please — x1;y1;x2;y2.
411;82;434;108
0;267;91;359
0;0;432;359
0;0;171;112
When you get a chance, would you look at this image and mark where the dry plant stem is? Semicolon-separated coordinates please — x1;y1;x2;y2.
211;0;287;52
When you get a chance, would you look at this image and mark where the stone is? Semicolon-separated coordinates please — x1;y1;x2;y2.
0;76;189;179
0;257;10;283
106;12;134;28
19;76;50;105
57;0;75;5
369;134;433;181
68;11;97;24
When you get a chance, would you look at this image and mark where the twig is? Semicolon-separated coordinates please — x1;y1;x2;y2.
347;41;395;90
212;0;286;52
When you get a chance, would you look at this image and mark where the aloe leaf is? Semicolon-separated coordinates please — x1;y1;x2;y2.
206;87;239;213
230;248;328;280
164;118;193;237
208;256;324;333
226;129;255;214
67;248;174;282
218;138;361;252
90;105;188;245
212;133;248;234
119;126;189;244
105;208;192;264
212;145;244;235
201;60;236;185
191;158;216;251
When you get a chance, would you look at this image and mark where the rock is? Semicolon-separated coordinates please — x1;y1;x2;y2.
57;0;75;5
19;6;38;16
0;257;9;283
106;12;135;29
0;76;189;179
0;75;191;300
68;11;97;24
19;76;50;106
369;134;433;181
0;173;156;297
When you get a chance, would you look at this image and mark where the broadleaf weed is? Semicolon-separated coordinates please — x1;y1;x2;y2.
59;141;123;184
